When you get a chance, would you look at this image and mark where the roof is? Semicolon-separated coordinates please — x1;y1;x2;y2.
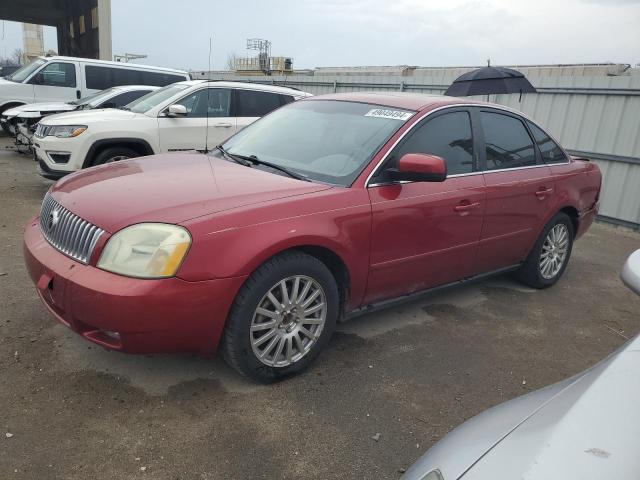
174;80;312;96
37;56;188;74
303;92;487;111
111;85;161;91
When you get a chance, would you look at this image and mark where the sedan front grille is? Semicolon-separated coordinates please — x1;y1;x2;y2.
39;193;104;264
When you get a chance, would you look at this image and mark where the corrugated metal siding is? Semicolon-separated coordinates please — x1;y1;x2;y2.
208;69;640;228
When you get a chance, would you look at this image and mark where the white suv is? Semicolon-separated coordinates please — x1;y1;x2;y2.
33;81;311;179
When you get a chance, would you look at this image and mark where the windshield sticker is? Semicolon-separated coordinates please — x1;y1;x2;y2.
364;109;413;121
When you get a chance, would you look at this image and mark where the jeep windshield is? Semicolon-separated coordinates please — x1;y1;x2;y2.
126;84;190;114
5;58;46;83
221;100;414;186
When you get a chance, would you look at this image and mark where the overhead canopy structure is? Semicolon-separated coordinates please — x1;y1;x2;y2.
0;0;112;60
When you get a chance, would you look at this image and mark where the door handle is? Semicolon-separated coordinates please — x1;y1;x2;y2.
454;201;480;215
214;123;232;128
535;187;554;199
76;90;81;99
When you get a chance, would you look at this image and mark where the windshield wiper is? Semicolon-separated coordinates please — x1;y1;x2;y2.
233;153;309;182
118;106;131;111
216;145;252;166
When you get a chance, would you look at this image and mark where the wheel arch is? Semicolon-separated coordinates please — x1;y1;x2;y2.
0;101;26;114
240;241;353;318
558;205;579;237
83;138;155;168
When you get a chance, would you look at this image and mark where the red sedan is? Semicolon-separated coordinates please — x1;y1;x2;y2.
24;93;601;382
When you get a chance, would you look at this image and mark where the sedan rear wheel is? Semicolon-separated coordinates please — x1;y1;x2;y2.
514;212;574;289
221;251;339;383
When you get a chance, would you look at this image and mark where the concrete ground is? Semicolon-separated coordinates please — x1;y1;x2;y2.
1;134;639;480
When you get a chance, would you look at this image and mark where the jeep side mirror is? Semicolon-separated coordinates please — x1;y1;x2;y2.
166;104;187;117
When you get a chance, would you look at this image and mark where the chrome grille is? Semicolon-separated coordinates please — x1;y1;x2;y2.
39;193;104;264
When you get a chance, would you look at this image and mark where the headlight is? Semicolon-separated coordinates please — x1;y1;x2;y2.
97;223;191;279
49;125;87;138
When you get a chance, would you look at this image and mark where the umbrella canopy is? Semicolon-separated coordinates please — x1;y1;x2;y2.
445;66;537;97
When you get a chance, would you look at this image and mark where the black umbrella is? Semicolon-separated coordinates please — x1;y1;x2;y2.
445;66;536;100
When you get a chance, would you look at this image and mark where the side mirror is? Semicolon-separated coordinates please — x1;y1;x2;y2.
100;102;116;109
166;104;187;117
621;249;640;295
389;153;447;182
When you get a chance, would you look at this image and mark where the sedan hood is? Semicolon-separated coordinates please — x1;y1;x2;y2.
39;108;139;125
6;102;74;116
50;152;332;233
403;335;640;480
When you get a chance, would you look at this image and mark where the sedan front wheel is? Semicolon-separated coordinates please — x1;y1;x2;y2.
221;251;339;383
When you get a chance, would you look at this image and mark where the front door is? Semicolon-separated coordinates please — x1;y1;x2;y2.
475;109;555;273
29;61;79;102
158;87;235;152
365;109;486;304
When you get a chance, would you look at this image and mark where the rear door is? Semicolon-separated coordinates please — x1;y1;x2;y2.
29;61;80;102
365;108;486;304
234;89;287;132
158;87;234;152
474;108;555;273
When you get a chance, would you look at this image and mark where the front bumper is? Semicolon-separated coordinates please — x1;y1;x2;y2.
23;216;246;354
35;152;68;180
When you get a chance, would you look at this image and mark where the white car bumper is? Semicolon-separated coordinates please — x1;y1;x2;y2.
33;134;89;180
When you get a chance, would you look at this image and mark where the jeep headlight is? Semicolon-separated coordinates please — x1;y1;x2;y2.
97;223;191;278
49;125;87;138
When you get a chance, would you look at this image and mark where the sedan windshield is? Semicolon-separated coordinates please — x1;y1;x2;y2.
222;100;414;186
5;58;46;83
126;83;190;114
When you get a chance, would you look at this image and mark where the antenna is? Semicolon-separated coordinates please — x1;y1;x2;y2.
204;36;212;153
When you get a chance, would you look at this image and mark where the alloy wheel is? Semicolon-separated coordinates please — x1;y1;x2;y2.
104;155;131;163
539;223;569;279
250;275;327;367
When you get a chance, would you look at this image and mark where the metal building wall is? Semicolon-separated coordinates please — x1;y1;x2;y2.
206;67;640;228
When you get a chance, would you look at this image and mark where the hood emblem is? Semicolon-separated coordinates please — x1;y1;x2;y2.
48;209;60;232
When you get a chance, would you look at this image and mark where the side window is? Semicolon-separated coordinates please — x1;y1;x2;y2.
280;94;295;105
140;71;185;87
85;65;114;90
102;90;149;108
527;121;567;164
31;62;76;87
172;88;231;118
383;111;475;178
112;68;142;86
481;112;536;170
236;90;282;117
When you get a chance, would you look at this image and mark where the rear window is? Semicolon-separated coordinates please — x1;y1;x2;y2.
236;89;283;117
527;121;568;164
481;111;536;170
85;65;186;90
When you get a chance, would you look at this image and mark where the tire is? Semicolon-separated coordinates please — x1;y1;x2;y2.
514;212;574;289
221;251;339;383
90;146;139;167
